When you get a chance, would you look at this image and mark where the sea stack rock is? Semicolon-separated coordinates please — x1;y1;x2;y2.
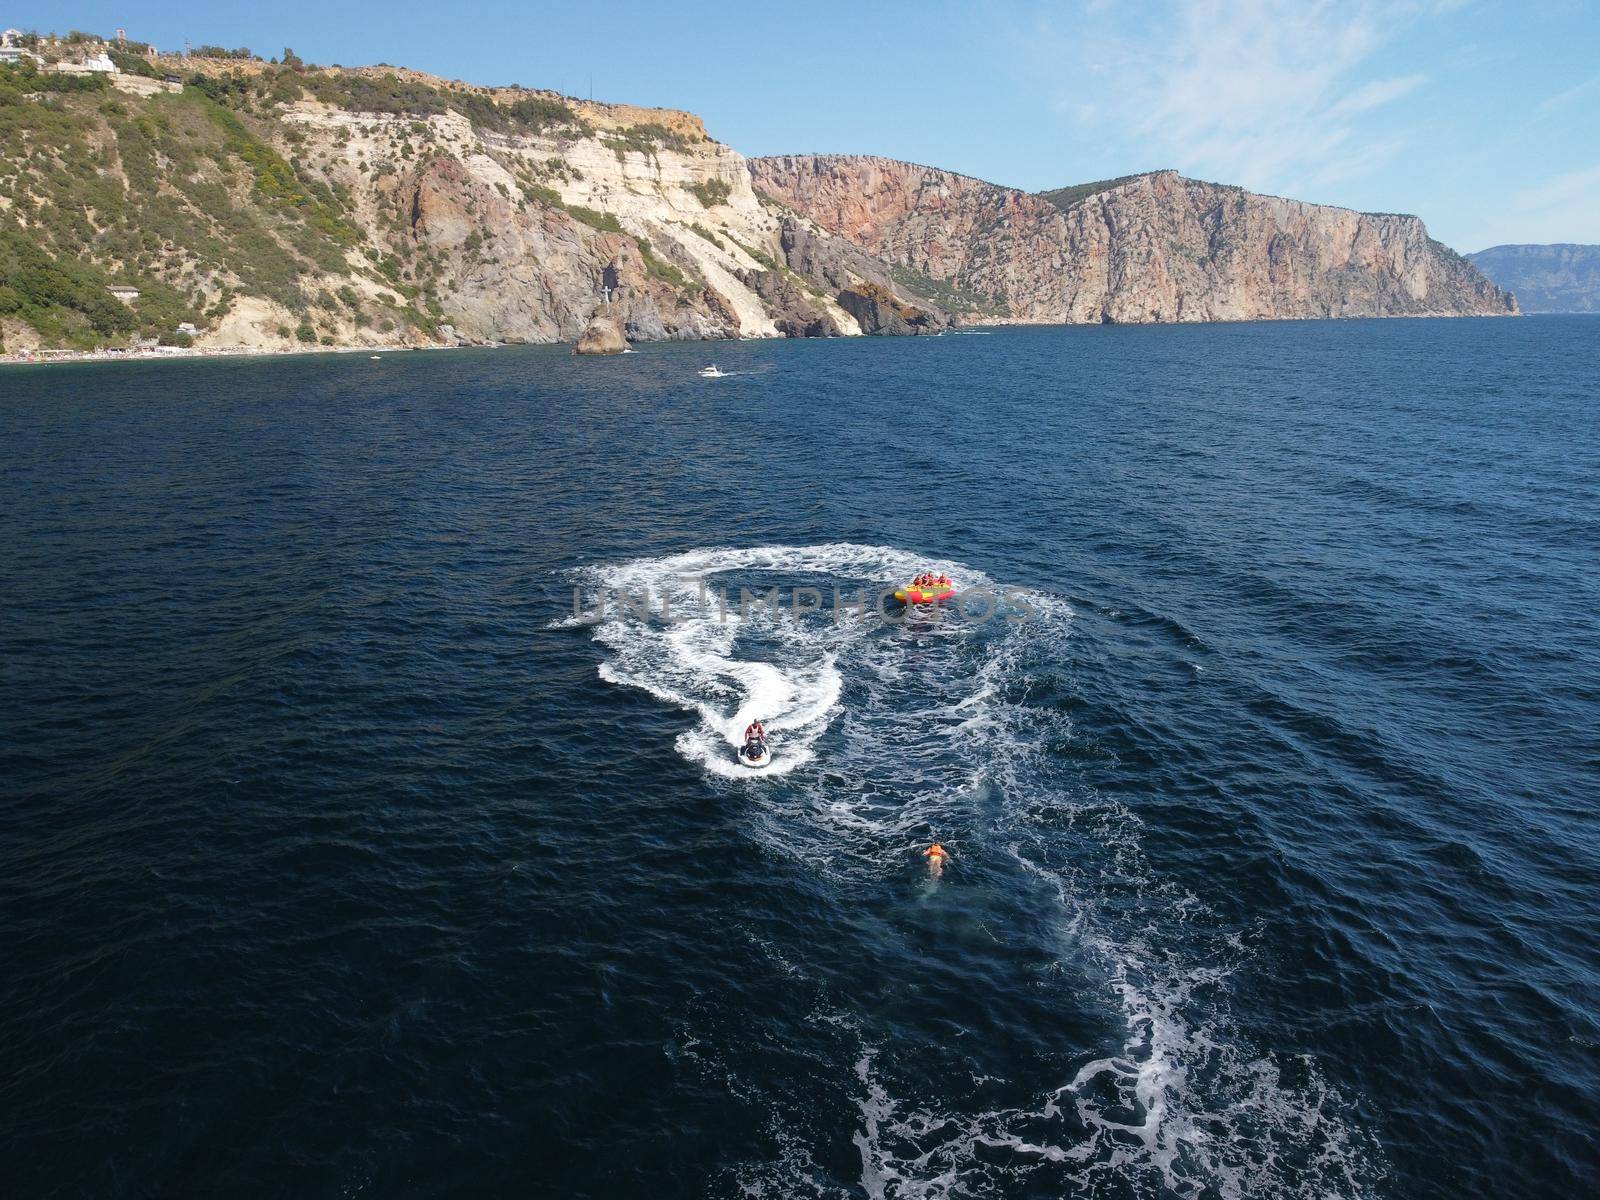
836;282;939;335
574;309;628;355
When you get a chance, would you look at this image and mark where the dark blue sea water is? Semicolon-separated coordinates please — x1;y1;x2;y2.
2;318;1597;1199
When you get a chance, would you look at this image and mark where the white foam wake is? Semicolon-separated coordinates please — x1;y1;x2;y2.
571;543;1373;1198
570;543;1003;780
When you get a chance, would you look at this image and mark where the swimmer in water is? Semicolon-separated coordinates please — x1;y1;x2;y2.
924;842;949;876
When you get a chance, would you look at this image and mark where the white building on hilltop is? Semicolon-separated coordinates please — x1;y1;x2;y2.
52;49;117;75
0;28;33;64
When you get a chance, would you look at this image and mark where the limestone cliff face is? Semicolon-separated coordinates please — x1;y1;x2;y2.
273;99;837;345
378;147;735;343
0;53;1510;354
0;55;934;353
750;156;1518;323
255;92;951;346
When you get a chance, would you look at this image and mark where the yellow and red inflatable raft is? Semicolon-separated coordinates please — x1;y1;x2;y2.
893;582;956;605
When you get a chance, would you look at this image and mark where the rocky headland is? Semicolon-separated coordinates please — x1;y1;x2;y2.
0;40;1515;359
750;156;1518;324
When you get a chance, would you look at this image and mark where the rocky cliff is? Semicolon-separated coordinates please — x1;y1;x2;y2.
0;46;1512;356
750;156;1518;323
0;55;944;353
1466;244;1600;313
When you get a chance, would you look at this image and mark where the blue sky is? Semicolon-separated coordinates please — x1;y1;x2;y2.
25;0;1600;250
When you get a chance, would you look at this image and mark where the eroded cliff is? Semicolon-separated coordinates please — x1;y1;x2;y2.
750;156;1518;323
0;57;948;352
0;49;1511;356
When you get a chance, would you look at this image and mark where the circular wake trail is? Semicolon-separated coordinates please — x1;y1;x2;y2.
569;543;987;780
569;543;1375;1199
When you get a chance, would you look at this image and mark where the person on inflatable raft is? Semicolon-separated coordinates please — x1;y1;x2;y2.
894;572;954;605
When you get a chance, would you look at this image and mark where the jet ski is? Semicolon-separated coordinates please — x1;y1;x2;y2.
699;364;728;378
738;737;771;768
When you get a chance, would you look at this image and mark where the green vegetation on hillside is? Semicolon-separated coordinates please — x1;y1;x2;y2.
724;234;779;272
1036;173;1152;212
0;58;108;95
886;263;1002;317
601;122;698;163
520;181;562;208
301;71;585;136
191;45;256;61
0;224;197;350
0;49;721;351
563;204;623;234
205;101;362;254
0;69;203;345
686;223;724;249
686;177;732;208
0;62;432;348
106;47;159;78
636;239;699;292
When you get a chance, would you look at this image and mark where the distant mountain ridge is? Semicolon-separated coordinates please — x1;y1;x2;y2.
751;156;1518;324
1466;245;1600;313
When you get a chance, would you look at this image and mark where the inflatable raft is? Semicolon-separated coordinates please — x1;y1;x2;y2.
894;583;955;604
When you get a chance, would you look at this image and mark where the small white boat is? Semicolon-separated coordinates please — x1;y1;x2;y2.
739;739;771;768
699;364;728;378
369;355;382;360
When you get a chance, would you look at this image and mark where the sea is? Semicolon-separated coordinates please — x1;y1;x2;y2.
2;317;1597;1199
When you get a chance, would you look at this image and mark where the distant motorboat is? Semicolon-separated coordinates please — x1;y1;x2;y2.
699;364;728;378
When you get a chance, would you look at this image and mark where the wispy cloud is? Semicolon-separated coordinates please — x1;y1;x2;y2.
1514;164;1600;212
1500;164;1600;243
1536;73;1600;115
1010;0;1444;195
1329;74;1430;118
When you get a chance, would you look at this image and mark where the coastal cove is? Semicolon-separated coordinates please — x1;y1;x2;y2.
4;317;1596;1199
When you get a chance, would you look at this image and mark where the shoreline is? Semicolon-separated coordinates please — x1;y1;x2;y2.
3;311;1561;371
0;340;462;369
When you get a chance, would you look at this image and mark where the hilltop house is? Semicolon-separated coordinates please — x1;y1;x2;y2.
50;48;116;74
0;28;33;64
